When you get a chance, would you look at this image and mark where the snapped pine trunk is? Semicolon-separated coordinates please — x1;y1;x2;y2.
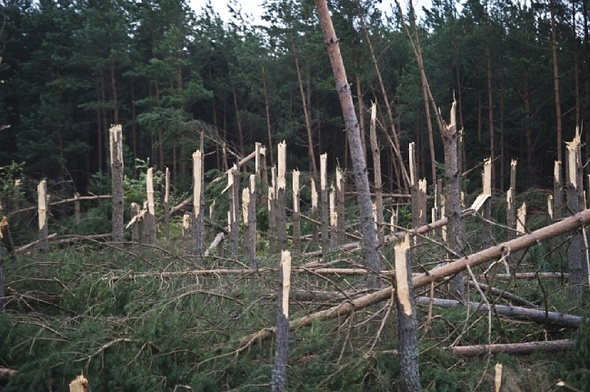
109;125;124;242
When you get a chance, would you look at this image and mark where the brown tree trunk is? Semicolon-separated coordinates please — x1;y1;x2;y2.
551;0;563;162
486;15;496;188
314;0;381;288
110;125;125;243
442;100;464;298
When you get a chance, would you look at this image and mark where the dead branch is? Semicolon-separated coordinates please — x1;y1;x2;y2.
468;281;538;308
414;297;581;328
450;339;574;356
12;194;112;215
231;209;590;350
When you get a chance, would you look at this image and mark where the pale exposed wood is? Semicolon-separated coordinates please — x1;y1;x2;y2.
320;153;330;253
335;168;345;245
37;179;48;262
494;363;502;392
232;209;590;349
276;142;287;251
247;175;256;268
69;374;90;392
292;170;301;252
193;150;205;256
451;339;574;357
182;213;190;240
272;250;292;392
109;125;124;242
516;202;527;235
395;234;412;316
311;178;318;213
553;161;563;219
482;158;492;248
164;168;170;239
205;233;225;257
281;251;292;318
329;184;336;247
145;168;157;243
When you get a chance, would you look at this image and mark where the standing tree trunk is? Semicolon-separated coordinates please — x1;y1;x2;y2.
110;125;124;243
485;11;496;188
551;0;563;162
271;251;292;392
314;0;381;288
442;100;464;299
395;235;421;392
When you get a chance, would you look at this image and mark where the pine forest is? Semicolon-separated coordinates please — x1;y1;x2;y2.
0;0;589;391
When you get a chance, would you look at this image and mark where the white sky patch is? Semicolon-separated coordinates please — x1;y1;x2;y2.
189;0;434;24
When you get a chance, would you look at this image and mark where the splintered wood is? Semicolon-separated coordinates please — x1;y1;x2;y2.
69;375;90;392
395;235;412;317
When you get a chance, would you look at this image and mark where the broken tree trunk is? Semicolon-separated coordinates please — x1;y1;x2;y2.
38;179;49;263
109;125;124;242
69;374;90;392
192;150;205;263
292;170;301;253
277;142;287;252
320;153;330;253
395;235;422;392
271;251;292;392
145;168;157;244
231;209;590;350
565;130;586;301
450;339;574;357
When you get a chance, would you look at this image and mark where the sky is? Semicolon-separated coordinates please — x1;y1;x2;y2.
189;0;433;24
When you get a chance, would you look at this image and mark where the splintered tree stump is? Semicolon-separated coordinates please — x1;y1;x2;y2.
69;375;90;392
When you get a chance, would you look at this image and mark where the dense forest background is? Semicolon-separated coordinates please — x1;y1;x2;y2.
0;0;586;194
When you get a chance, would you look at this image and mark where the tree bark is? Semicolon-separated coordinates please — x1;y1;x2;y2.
550;0;563;162
451;339;574;357
314;0;381;288
414;297;582;329
395;236;421;392
109;125;125;243
442;100;464;298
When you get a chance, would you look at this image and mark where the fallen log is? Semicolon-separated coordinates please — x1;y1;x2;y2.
414;297;581;328
450;339;574;356
232;209;590;350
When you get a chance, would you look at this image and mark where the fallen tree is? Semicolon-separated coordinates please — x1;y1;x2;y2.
231;209;590;350
414;297;581;328
450;339;574;356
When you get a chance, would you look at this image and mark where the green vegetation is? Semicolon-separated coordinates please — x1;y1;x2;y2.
0;186;588;391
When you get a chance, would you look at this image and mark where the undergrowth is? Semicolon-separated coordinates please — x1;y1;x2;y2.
0;189;589;391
